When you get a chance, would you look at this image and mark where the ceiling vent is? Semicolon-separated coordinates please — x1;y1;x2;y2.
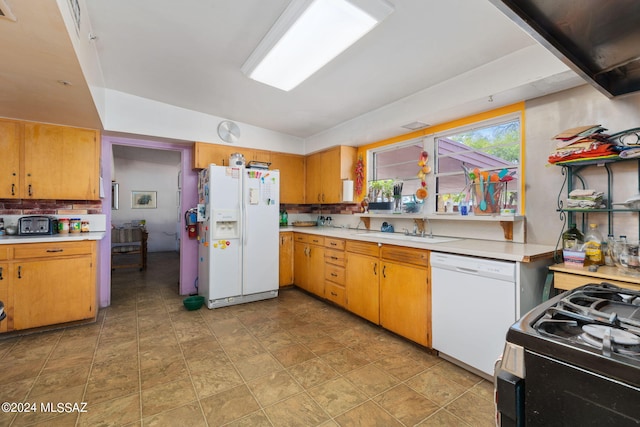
401;121;430;131
0;0;16;22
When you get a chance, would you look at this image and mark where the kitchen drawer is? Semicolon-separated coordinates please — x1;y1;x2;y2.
0;247;10;261
325;249;345;266
381;245;429;267
325;264;345;285
553;271;640;292
346;240;380;257
325;282;346;307
307;235;324;246
294;233;324;246
293;233;309;243
324;238;345;250
13;241;93;259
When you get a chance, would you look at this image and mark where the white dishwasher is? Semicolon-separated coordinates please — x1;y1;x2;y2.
431;252;517;378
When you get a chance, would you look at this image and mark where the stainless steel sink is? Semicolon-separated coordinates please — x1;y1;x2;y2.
353;231;460;244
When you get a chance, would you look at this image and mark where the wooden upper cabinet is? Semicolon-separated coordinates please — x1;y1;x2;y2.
306;146;357;204
193;142;237;168
306;152;323;204
23;123;100;200
270;152;305;204
193;142;272;169
247;149;271;163
193;142;356;206
0;119;23;199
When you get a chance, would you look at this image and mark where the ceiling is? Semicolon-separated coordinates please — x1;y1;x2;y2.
1;0;586;141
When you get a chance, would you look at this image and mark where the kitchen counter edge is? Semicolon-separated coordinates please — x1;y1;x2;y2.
0;232;106;244
279;226;555;263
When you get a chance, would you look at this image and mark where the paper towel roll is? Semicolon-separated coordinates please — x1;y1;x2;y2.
343;180;354;202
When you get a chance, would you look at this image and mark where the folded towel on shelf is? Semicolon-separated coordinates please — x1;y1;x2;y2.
566;189;605;209
619;147;640;158
548;142;618;164
569;189;601;198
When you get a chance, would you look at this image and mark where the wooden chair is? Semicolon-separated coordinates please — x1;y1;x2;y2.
111;227;148;271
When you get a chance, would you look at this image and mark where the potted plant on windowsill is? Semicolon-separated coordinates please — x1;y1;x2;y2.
368;179;394;212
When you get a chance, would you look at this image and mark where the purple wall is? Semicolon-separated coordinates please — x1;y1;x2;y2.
99;135;199;307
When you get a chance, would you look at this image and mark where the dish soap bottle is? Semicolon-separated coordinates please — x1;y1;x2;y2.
562;223;584;249
280;209;288;227
584;223;604;265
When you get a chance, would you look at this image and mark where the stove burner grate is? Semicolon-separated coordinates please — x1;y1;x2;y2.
579;324;640;357
532;284;640;360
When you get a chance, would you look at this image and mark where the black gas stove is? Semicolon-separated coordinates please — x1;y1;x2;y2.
495;283;640;427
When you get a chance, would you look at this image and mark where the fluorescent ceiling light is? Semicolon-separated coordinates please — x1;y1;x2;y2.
242;0;394;91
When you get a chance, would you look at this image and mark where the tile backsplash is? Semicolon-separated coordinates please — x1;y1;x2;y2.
0;199;102;215
281;203;361;215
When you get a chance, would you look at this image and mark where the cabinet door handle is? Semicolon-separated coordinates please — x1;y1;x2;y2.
11;183;15;196
330;242;337;246
17;265;22;279
373;263;377;275
28;184;32;196
330;256;338;260
331;272;338;277
382;265;387;278
46;249;64;253
330;291;337;296
317;194;321;202
0;267;3;280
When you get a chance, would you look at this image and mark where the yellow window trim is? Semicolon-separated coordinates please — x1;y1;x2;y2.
356;101;526;211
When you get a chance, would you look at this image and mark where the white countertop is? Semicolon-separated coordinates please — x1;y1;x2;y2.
280;226;556;263
0;232;106;244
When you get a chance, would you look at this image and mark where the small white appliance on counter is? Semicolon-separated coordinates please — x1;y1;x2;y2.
197;165;280;308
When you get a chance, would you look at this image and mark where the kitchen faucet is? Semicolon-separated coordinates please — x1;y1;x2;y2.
425;218;433;238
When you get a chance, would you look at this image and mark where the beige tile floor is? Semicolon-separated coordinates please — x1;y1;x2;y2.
0;252;496;426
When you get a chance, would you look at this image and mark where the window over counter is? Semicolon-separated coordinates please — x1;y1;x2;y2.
363;103;524;217
434;114;521;213
368;139;425;212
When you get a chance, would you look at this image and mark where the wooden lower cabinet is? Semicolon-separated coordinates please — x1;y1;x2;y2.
550;264;640;292
279;232;294;286
344;241;430;346
292;234;431;347
293;234;325;297
380;260;430;347
345;241;380;324
379;245;430;346
14;257;94;330
324;238;346;307
1;241;97;333
0;262;8;333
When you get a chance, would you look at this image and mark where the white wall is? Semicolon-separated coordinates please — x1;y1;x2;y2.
111;152;181;252
525;84;640;245
103;89;305;154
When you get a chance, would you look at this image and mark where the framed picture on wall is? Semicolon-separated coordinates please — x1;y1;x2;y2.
132;191;157;209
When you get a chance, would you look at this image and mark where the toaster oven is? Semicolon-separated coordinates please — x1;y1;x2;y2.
18;216;58;236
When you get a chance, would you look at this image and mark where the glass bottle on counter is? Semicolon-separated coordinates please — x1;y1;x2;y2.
562;223;584;249
604;234;616;266
584;223;604;266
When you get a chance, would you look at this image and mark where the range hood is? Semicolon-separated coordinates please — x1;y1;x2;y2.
489;0;640;98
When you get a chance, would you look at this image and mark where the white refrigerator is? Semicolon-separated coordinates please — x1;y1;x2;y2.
197;165;280;308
